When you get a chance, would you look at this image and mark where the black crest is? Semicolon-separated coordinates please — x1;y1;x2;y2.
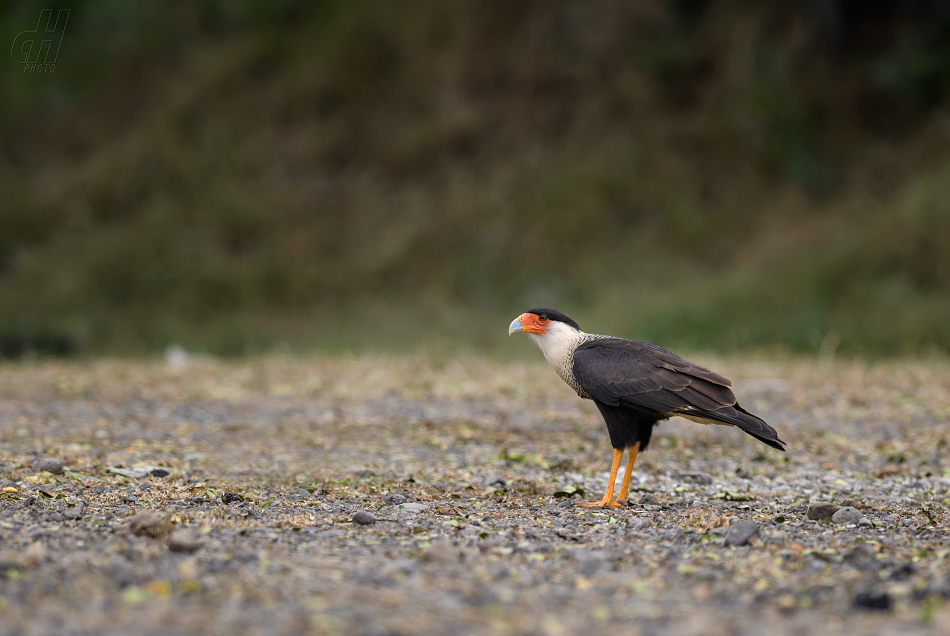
525;308;580;330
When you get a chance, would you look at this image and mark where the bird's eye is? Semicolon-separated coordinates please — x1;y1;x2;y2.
538;314;548;322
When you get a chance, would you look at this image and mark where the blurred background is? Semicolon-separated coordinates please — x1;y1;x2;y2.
1;0;948;359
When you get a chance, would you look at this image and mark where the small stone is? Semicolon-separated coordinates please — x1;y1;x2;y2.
63;502;85;520
844;544;877;567
129;511;167;538
352;511;376;526
167;529;203;553
806;502;840;521
421;540;457;564
831;507;862;525
857;517;873;528
36;458;65;474
638;494;658;505
221;492;242;504
22;542;47;568
482;475;507;489
676;472;713;485
396;503;428;514
854;591;891;611
628;518;651;530
148;468;170;478
724;520;760;547
384;493;409;506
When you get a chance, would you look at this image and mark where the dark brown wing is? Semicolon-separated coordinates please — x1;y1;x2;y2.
572;338;786;451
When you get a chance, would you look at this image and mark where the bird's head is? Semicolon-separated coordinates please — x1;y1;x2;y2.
508;308;581;339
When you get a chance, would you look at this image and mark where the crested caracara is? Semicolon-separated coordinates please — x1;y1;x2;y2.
509;308;786;508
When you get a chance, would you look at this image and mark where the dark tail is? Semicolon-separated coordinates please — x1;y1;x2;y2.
688;403;787;451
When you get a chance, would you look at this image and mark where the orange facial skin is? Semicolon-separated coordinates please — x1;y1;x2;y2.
517;312;549;335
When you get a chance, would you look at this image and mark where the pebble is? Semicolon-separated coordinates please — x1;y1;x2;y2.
806;503;840;521
22;543;47;568
831;506;862;525
63;502;85;520
396;503;428;513
36;458;65;474
638;494;658;505
482;475;507;489
129;511;167;538
421;540;458;564
724;520;760;547
167;529;203;553
676;472;713;485
352;511;376;526
384;493;409;506
221;492;242;504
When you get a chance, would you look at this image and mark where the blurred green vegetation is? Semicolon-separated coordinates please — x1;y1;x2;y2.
1;1;949;357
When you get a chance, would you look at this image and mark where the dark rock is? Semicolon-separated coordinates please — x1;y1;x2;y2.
806;503;840;521
36;458;65;474
352;511;376;526
638;494;658;505
137;483;150;492
383;493;409;506
148;468;170;478
122;496;138;504
221;492;242;504
167;529;203;553
889;563;915;580
854;591;892;611
724;520;760;546
24;496;36;506
129;511;167;538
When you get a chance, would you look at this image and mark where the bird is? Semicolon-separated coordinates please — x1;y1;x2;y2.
508;308;786;508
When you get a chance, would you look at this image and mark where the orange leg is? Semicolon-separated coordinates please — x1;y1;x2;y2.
612;442;640;505
580;448;624;508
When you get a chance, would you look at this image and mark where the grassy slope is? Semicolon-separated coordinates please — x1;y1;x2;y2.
0;1;948;357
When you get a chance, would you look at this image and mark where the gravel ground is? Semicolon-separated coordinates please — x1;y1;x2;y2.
0;354;949;636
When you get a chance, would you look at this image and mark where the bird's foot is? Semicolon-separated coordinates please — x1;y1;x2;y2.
579;499;624;509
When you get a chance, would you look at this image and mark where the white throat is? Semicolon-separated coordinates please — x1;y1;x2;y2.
529;321;585;371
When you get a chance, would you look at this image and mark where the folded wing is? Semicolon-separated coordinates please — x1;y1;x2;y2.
572;339;786;450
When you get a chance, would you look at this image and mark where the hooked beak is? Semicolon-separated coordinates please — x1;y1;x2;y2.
508;315;524;336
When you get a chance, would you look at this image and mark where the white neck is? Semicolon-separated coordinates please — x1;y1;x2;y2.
529;321;585;369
